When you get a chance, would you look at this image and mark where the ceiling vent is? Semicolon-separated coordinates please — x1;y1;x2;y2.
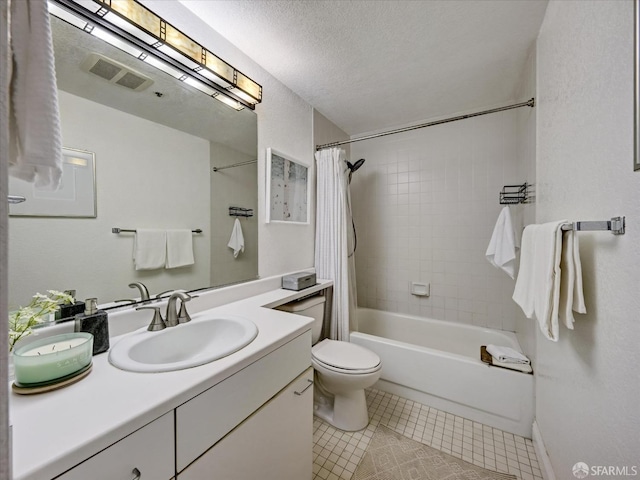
80;53;154;92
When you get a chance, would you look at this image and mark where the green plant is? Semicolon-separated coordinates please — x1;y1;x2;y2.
8;290;73;352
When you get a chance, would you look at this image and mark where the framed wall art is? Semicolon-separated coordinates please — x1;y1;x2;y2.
265;148;309;224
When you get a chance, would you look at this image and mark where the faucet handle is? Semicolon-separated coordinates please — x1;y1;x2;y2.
177;296;192;324
136;306;166;331
156;290;173;299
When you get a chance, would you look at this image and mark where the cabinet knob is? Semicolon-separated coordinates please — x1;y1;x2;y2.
131;467;141;480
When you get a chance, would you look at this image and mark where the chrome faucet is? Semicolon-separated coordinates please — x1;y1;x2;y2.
128;282;150;301
165;292;192;327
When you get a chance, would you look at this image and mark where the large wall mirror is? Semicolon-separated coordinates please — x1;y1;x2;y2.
8;13;258;310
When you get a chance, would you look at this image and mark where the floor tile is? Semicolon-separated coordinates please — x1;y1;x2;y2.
312;388;544;480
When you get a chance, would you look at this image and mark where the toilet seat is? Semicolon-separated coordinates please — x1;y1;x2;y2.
312;339;381;374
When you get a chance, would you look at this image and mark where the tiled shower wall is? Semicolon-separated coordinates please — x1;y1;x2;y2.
350;108;526;331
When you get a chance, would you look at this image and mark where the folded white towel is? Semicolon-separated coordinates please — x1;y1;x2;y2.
558;230;586;329
166;229;195;268
486;344;530;365
9;0;63;190
133;229;166;270
486;206;519;279
227;219;245;258
513;221;566;341
491;357;533;374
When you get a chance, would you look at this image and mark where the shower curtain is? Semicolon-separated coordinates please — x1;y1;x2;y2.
315;147;358;341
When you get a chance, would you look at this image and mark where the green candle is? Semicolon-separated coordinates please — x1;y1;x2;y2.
13;332;93;385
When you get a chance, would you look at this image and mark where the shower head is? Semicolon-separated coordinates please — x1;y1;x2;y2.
347;158;365;172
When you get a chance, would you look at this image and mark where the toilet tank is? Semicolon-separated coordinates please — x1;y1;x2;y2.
275;295;326;344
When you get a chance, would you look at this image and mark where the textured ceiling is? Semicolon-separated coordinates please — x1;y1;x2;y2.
179;0;548;136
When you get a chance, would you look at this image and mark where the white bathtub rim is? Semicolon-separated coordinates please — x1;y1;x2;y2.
356;307;523;354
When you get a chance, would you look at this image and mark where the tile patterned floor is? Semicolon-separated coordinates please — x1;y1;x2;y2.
312;389;543;480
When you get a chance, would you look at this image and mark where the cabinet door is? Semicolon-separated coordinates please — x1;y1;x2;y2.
178;368;314;480
55;412;174;480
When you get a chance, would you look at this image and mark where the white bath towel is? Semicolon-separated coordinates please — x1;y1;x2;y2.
133;229;167;270
9;0;63;190
486;344;530;365
512;220;566;341
227;218;245;258
486;206;519;278
558;230;586;330
166;229;195;268
491;357;533;374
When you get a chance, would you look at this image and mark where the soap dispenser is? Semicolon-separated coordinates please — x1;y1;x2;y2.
56;289;85;321
75;298;110;355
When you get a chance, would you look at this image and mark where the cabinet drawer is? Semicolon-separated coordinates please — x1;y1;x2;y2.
176;331;311;472
55;412;174;480
178;368;314;480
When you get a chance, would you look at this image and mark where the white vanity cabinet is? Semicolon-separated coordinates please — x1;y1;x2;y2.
54;411;174;480
175;331;312;477
178;367;314;480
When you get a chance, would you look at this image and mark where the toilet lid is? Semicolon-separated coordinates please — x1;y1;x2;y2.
312;339;381;371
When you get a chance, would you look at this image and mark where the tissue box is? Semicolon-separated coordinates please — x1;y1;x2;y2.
282;272;316;291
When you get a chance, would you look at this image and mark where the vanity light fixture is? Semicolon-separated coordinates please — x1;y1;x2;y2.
48;0;263;111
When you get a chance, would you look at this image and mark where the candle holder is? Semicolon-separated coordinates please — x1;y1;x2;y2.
12;332;93;388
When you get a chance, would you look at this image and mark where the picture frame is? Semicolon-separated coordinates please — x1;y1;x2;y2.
265;147;309;224
9;147;97;218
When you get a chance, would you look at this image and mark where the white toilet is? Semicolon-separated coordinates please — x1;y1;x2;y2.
277;295;381;431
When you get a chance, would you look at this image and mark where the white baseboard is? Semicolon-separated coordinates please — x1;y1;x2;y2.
532;420;555;480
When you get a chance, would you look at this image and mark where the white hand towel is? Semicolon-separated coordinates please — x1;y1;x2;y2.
486;206;519;279
9;0;63;190
486;344;530;365
166;230;195;268
558;230;586;329
227;219;245;258
513;220;566;341
133;229;166;270
491;358;533;374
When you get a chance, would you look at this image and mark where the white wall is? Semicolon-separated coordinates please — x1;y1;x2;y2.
350;109;524;331
144;1;315;279
210;142;258;286
514;47;537;364
8;91;211;306
535;0;640;474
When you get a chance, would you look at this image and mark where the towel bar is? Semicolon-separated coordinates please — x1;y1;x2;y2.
561;216;625;235
112;228;203;234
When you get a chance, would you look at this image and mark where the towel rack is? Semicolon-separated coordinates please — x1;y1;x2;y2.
229;207;254;218
561;216;625;235
112;228;203;234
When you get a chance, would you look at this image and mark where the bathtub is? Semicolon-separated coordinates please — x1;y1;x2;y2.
350;308;534;437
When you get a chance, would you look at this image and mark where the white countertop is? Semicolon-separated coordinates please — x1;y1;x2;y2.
10;280;330;480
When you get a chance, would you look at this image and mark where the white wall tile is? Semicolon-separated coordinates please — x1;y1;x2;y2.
352;111;528;331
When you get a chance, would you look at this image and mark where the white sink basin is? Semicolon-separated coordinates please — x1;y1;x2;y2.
109;314;258;373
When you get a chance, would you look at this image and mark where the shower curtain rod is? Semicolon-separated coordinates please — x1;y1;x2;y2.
212;159;257;172
315;98;535;151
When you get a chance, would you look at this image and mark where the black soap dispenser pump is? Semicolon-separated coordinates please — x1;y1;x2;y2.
75;298;110;355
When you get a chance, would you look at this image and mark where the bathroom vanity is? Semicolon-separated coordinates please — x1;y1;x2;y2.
10;278;331;480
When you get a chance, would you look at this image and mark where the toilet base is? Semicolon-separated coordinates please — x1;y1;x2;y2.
313;388;369;432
